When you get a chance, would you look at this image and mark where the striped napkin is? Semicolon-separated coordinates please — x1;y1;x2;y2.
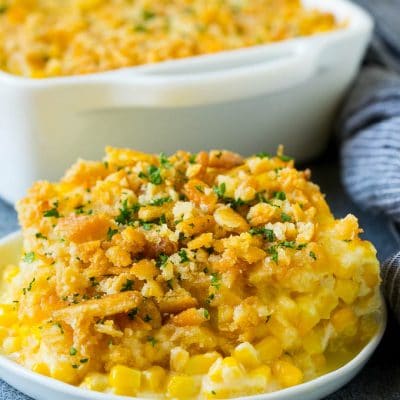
340;1;400;321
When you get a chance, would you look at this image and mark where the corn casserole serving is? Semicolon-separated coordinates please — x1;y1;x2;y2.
0;0;340;78
0;147;381;399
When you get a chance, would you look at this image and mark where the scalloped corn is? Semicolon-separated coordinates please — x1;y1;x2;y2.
0;0;339;77
0;147;381;399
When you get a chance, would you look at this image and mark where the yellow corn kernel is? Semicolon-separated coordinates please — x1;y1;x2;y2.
249;365;272;384
221;357;245;381
255;336;282;363
272;360;303;388
81;372;109;392
51;361;79;384
335;279;359;305
331;307;358;336
109;365;141;396
32;362;50;376
303;329;324;354
184;352;221;375
207;358;224;382
166;375;200;398
170;347;189;372
233;342;260;369
0;304;17;327
142;366;167;392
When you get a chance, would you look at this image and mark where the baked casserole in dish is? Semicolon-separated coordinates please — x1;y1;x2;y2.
0;0;339;78
0;148;382;399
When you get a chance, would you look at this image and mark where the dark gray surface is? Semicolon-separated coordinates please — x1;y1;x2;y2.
0;160;399;400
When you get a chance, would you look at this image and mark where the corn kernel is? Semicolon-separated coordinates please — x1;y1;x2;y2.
142;366;167;392
272;360;303;388
170;347;189;372
32;362;50;376
331;307;358;336
255;336;282;363
0;304;17;327
166;375;200;398
51;361;79;384
335;279;359;305
109;365;141;395
81;372;109;392
221;357;245;381
233;342;260;369
249;365;272;383
184;352;221;375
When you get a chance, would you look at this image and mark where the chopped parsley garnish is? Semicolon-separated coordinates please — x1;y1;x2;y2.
256;152;270;159
159;214;167;224
115;199;139;225
213;183;226;198
279;154;293;162
189;153;197;164
280;241;296;248
107;227;118;241
35;232;47;240
268;246;279;263
138;171;147;179
159;152;171;168
89;277;99;287
22;277;36;295
128;308;139;320
309;251;317;260
211;391;217;395
143;9;156;20
206;293;215;304
274;191;286;201
0;5;8;13
149;196;172;206
120;279;134;292
156;253;169;268
228;198;247;209
281;212;292;222
74;205;85;215
133;24;147;32
69;347;77;356
140;221;153;230
43;202;60;218
147;336;157;347
144;314;152;322
210;273;221;289
167;279;174;290
203;309;210;319
249;227;275;242
23;251;35;263
72;364;79;369
148;165;163;185
54;322;64;334
80;358;89;364
195;185;204;193
178;249;189;263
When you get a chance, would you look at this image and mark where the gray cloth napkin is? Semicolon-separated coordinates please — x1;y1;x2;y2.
339;1;400;322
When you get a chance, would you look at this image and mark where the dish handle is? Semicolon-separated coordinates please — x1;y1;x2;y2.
91;42;321;108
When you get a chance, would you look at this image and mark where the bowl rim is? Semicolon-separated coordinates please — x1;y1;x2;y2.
0;230;387;400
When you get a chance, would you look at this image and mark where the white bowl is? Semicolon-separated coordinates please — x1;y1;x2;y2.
0;231;387;400
0;0;373;203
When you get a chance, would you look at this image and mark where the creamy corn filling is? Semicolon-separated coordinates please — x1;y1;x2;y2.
0;0;339;77
0;147;381;399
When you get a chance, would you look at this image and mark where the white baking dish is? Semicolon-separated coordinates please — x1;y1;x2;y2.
0;0;372;203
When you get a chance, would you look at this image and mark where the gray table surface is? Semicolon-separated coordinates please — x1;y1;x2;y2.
1;158;399;400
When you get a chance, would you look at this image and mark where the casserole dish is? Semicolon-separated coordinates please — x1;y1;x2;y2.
0;0;373;203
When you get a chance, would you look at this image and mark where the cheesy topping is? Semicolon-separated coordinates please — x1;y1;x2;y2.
0;0;339;77
0;147;381;399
